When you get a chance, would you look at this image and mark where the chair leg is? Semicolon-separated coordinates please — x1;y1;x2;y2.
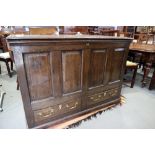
131;67;137;88
0;64;1;74
124;68;127;74
5;61;12;77
149;68;155;90
17;78;19;90
10;60;13;71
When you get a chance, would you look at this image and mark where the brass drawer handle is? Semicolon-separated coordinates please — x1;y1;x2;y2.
38;108;54;118
98;95;101;98
90;97;94;100
42;114;51;118
66;102;79;110
38;112;51;118
59;104;62;110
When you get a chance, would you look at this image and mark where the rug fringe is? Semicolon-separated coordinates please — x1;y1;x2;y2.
66;96;125;129
50;96;125;129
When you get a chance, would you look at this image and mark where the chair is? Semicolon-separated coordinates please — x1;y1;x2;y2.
0;36;13;77
124;61;138;88
128;33;153;69
0;52;13;77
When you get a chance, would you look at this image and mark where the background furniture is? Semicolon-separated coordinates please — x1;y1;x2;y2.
29;26;57;35
118;26;136;38
0;52;13;77
61;26;89;35
128;33;154;69
125;61;138;88
0;35;13;77
7;35;131;128
129;43;155;89
100;30;120;36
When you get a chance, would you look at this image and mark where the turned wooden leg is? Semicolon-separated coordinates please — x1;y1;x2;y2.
11;60;13;70
124;68;127;74
17;78;19;90
131;67;137;88
141;63;152;87
149;68;155;90
5;61;12;78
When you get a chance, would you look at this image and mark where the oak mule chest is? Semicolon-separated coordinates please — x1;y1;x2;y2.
7;35;132;128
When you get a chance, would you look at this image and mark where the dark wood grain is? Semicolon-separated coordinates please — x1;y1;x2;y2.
24;52;53;101
7;35;132;128
89;49;107;87
62;51;82;94
109;48;125;83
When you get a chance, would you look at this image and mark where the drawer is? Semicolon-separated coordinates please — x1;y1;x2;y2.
87;87;120;106
34;98;81;123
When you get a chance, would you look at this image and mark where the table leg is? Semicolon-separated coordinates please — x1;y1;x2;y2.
141;63;152;87
149;68;155;90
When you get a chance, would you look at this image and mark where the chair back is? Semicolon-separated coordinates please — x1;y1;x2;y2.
137;34;150;44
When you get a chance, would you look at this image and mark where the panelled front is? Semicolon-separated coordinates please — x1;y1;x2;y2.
8;37;131;128
86;43;127;108
23;44;84;126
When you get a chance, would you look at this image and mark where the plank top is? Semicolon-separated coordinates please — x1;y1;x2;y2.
7;34;132;40
130;43;155;53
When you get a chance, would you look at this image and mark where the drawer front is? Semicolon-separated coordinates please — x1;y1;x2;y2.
87;87;120;106
34;98;81;123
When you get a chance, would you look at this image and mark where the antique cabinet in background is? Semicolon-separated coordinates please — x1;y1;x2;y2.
7;35;132;128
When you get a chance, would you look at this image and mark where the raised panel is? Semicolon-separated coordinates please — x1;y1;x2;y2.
24;52;53;101
87;87;120;106
109;48;125;82
62;51;82;94
89;49;107;87
34;98;81;123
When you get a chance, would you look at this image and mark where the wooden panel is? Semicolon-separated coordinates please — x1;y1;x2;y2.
24;52;53;101
89;49;107;87
109;48;125;82
62;51;82;94
34;98;81;123
87;87;120;106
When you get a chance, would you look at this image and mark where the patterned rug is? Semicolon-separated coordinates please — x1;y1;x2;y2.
48;96;126;129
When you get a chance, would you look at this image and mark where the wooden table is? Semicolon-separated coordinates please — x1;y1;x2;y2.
129;43;155;90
